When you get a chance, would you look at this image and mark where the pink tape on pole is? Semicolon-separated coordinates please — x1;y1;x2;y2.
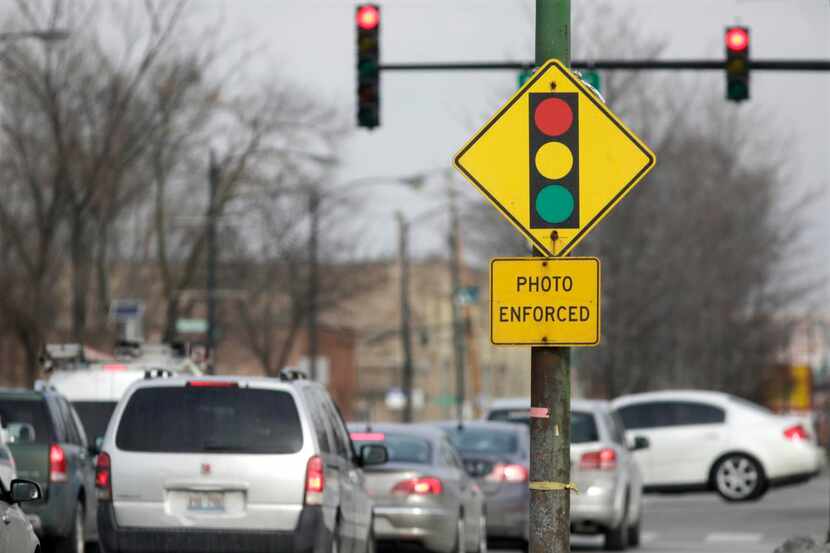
529;407;550;418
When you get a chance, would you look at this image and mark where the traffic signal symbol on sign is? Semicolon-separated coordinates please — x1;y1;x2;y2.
529;93;579;228
453;59;656;258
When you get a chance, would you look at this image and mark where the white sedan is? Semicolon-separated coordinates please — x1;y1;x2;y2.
611;390;823;501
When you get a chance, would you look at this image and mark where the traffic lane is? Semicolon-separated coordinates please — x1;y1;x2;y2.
492;473;829;553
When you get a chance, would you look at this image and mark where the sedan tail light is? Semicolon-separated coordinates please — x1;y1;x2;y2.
784;424;810;441
95;452;112;501
49;444;68;482
391;477;443;495
579;448;618;470
486;463;529;483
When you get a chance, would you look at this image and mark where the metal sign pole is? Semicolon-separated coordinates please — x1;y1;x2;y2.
530;1;571;551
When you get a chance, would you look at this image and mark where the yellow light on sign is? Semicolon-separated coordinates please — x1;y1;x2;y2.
490;257;600;346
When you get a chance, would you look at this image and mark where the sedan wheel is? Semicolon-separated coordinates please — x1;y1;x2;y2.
714;454;765;501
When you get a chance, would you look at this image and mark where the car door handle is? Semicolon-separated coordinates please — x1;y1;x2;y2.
2;511;10;525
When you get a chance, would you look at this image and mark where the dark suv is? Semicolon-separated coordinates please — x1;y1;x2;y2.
0;387;97;553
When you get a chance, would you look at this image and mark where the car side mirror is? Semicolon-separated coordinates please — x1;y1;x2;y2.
359;444;389;467
10;479;42;504
630;435;650;451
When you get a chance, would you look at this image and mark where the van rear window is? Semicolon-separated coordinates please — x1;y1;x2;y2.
116;387;303;454
73;401;117;442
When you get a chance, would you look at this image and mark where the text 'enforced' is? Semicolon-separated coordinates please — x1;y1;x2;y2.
490;257;600;346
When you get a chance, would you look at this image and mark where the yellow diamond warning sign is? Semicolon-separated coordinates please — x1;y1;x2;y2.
455;59;655;257
490;257;600;346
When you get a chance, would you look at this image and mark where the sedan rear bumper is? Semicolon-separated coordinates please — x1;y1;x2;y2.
483;483;529;541
98;503;328;553
373;505;456;553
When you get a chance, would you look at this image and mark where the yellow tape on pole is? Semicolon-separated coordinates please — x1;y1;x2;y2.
528;481;579;494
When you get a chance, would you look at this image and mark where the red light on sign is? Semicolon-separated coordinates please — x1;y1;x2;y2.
356;5;380;31
726;28;749;52
534;97;573;137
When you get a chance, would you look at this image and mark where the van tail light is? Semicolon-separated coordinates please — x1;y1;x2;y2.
784;424;809;441
49;444;68;483
486;463;529;483
304;455;325;505
96;452;112;501
391;477;443;495
579;448;618;471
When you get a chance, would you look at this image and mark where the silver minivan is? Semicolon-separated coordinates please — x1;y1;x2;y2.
96;373;387;553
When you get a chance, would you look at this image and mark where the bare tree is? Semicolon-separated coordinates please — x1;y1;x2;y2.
464;3;817;401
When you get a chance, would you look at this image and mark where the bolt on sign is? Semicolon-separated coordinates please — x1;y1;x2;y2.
490;258;600;346
454;59;655;257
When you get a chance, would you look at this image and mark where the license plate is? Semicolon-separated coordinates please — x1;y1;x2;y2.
187;492;225;512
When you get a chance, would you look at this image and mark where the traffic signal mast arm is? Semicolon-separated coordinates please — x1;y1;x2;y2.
378;59;830;71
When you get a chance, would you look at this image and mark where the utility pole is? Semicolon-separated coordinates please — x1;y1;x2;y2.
206;150;220;374
449;181;466;425
530;1;571;552
397;212;415;423
307;190;320;381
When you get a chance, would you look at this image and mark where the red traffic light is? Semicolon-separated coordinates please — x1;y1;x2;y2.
726;27;749;52
357;5;380;31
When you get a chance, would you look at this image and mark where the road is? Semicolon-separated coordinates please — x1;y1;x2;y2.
497;474;830;553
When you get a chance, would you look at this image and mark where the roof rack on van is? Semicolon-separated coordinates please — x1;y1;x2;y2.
33;380;58;393
144;369;175;380
40;344;87;373
279;369;308;382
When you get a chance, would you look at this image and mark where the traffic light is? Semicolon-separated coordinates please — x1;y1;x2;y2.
529;93;579;229
725;26;750;102
356;4;380;128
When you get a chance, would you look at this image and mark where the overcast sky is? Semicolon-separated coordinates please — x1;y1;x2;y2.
179;1;826;305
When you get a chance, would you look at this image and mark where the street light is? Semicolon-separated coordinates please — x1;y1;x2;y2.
303;170;443;382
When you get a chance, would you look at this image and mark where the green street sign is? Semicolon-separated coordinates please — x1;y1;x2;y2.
456;286;480;306
517;68;534;89
176;318;208;334
581;69;601;93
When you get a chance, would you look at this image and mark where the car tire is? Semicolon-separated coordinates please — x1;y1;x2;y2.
365;518;376;553
604;493;629;551
712;453;766;502
56;500;85;553
627;519;641;548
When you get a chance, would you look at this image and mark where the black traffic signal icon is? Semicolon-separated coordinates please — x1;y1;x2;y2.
725;26;750;102
356;4;380;128
529;93;579;229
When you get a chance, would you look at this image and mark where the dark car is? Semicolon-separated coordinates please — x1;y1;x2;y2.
1;479;43;553
434;421;530;549
0;387;98;553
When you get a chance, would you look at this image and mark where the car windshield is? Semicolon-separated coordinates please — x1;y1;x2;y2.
489;408;599;444
443;427;519;455
116;386;303;454
72;401;118;442
0;399;55;445
351;432;432;464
